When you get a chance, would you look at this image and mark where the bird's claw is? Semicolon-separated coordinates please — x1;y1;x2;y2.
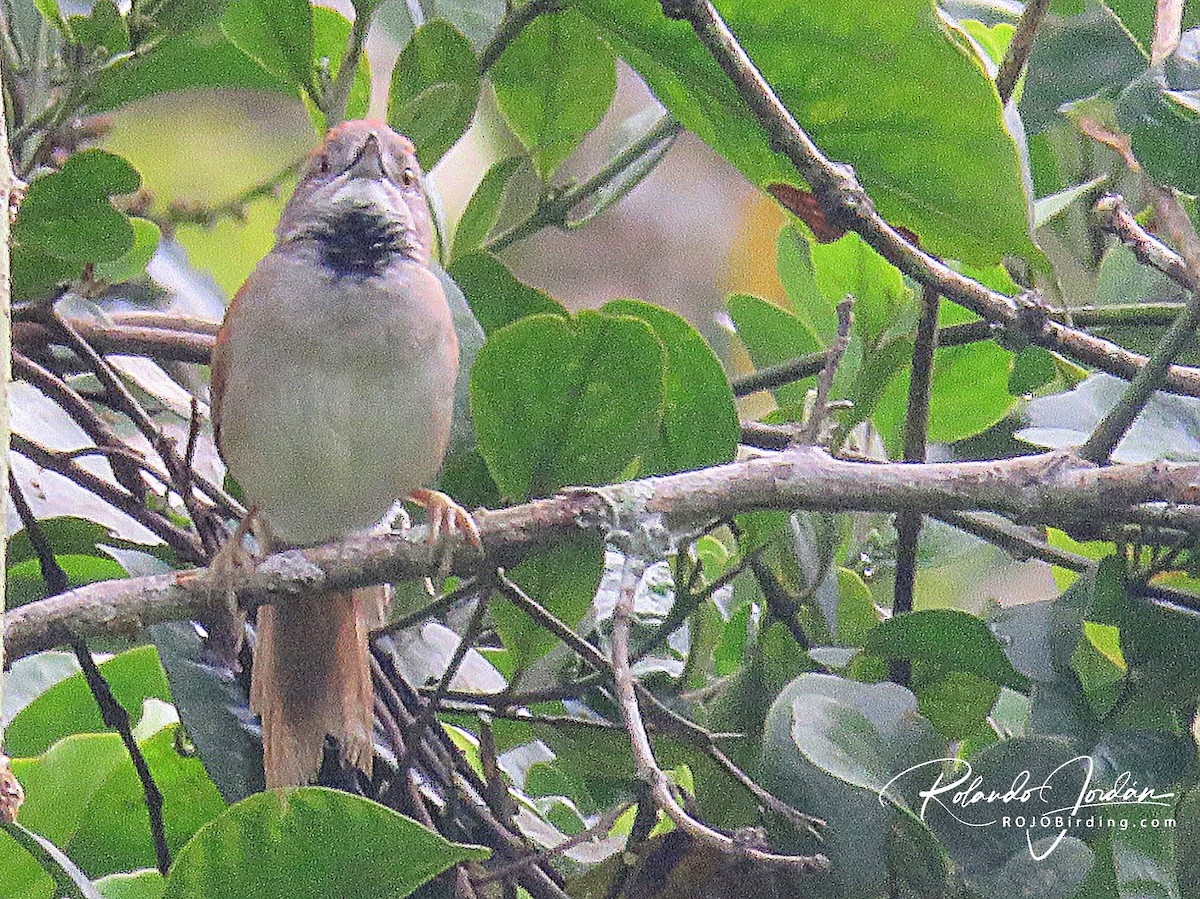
406;488;482;548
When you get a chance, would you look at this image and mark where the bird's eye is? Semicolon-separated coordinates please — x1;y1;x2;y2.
316;154;331;175
400;167;417;188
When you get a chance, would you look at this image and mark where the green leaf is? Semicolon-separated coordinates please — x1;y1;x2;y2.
11;246;83;302
777;226;838;343
489;9;617;179
451;156;527;261
141;0;230;35
90;22;291;111
810;232;912;347
67;1;129;56
5;646;171;757
94;218;161;284
1033;174;1109;228
602;299;738;474
161;788;487;899
577;0;1038;264
873;340;1016;456
1116;30;1200;194
0;823;102;899
221;0;315;90
308;6;372;131
924;737;1095;899
447;251;564;335
493;541;603;671
149;622;264;803
32;0;68;33
760;673;947;896
727;293;821;407
8;725;225;880
6;553;128;610
14;150;141;263
388;20;480;169
863;609;1030;691
470;310;666;499
95;870;165;899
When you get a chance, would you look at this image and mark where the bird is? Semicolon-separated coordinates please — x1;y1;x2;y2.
210;120;477;788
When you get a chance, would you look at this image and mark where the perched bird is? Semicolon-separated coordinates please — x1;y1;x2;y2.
211;120;475;788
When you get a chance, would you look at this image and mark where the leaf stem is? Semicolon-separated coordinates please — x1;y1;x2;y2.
485;113;681;253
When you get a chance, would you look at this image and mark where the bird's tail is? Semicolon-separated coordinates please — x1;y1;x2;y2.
250;586;387;788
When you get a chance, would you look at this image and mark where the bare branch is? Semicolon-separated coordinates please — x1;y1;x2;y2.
995;0;1052;104
8;446;1200;662
608;554;827;873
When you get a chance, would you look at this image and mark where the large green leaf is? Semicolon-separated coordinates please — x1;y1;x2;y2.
149;622;264;804
221;0;314;90
727;293;821;407
161;788;487;899
388;20;480;169
489;9;617;179
470;310;666;499
863;609;1030;691
760;673;948;897
872;340;1016;456
14;150;140;263
7;725;225;882
5;645;171;757
602;299;739;474
89;22;291;111
577;0;1036;264
926;737;1096;899
447;251;564;335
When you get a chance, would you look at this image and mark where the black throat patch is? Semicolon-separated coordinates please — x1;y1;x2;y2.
315;206;405;279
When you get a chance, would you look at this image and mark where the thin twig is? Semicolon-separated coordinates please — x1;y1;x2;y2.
422;589;490;720
1152;0;1185;62
12;349;147;498
608;553;827;874
1080;195;1200;463
479;0;562;73
995;0;1051;104
1095;195;1195;289
474;801;632;887
49;312;220;555
486;114;682;253
890;285;940;685
936;511;1092;572
7;473;171;874
11;433;205;562
800;297;853;444
732;303;1196;398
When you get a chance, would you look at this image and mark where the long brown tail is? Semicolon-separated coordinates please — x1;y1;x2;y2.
250;587;386;788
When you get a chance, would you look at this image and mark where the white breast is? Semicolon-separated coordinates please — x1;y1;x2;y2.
217;250;458;546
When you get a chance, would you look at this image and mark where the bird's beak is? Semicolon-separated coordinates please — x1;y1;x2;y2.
346;132;385;180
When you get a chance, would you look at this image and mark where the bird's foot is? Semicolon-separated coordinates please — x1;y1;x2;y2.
195;509;269;670
405;489;482;548
404;489;482;579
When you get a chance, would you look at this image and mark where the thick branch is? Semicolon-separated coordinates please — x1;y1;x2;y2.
8;447;1200;664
